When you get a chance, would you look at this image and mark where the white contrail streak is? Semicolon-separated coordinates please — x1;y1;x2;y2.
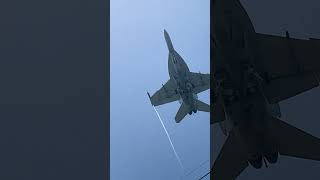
153;106;184;170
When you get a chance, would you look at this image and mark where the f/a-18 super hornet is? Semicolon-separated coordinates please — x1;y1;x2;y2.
147;30;210;123
210;0;320;179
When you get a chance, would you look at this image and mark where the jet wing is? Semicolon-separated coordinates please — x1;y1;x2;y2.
149;78;179;106
255;33;320;103
189;72;210;94
212;132;249;180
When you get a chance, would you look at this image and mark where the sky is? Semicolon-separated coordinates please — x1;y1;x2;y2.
211;0;320;179
111;0;210;180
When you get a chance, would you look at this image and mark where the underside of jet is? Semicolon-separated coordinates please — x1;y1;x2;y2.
148;30;210;123
210;0;320;179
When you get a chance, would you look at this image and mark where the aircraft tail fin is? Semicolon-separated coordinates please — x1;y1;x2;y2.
269;117;320;160
195;99;210;112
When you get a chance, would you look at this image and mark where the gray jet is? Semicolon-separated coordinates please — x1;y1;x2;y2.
148;30;210;123
211;0;320;179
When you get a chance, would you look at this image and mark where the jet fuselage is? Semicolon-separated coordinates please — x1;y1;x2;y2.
165;30;197;114
148;30;210;123
214;0;279;167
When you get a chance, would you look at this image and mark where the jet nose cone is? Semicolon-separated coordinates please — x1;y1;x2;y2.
164;29;169;36
163;29;174;52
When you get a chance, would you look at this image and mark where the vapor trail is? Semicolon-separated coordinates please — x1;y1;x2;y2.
153;106;184;170
182;159;210;179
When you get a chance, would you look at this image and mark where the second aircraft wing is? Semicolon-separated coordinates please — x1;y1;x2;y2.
255;33;320;104
189;72;210;94
149;78;179;106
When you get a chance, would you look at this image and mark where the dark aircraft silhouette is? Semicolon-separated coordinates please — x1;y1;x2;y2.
211;0;320;179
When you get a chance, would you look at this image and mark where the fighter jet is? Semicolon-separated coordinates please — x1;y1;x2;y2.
210;0;320;179
147;30;210;123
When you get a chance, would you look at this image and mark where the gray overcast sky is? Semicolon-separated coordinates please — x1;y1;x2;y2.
111;0;210;180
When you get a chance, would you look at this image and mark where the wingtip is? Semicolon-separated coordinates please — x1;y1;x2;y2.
147;92;153;106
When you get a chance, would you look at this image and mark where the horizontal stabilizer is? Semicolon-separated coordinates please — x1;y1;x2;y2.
269;117;320;161
195;99;210;112
212;133;249;180
175;103;189;123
